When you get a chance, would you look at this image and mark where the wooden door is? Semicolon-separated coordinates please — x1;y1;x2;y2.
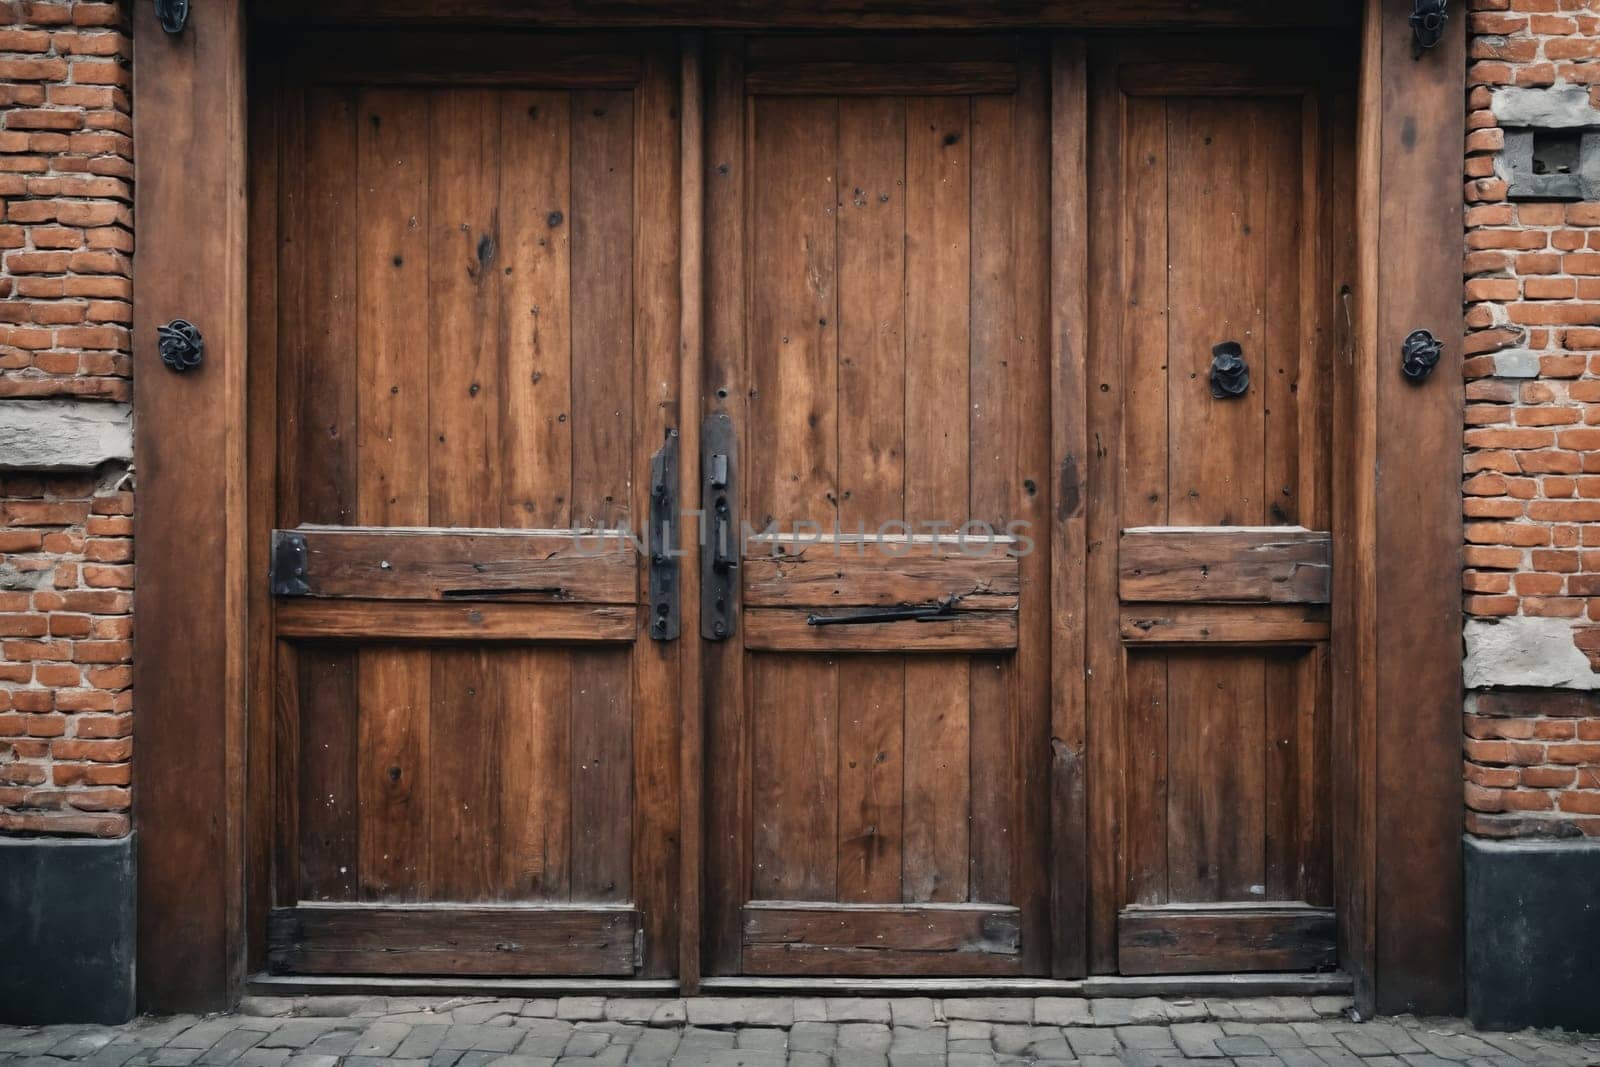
1084;40;1356;975
702;35;1053;977
258;32;681;977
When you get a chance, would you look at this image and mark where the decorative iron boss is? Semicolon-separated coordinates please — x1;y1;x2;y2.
1401;328;1443;382
1209;341;1250;399
157;319;204;373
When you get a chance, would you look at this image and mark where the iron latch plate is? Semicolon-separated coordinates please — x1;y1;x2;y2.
269;530;309;597
648;430;681;641
701;413;737;642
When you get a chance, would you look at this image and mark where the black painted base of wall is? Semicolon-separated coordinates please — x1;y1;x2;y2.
0;835;135;1025
1466;835;1600;1033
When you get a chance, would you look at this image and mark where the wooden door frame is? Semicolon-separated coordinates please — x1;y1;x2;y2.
132;0;1462;1016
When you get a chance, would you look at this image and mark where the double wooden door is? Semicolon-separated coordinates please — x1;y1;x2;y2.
256;30;1353;981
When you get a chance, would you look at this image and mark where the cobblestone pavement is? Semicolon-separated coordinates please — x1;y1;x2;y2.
3;996;1597;1067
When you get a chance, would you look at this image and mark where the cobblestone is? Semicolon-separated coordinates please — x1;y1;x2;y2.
3;997;1597;1066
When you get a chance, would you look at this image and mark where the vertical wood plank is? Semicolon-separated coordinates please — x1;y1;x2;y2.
1337;4;1382;1008
427;648;499;900
498;647;571;901
902;95;971;905
1262;98;1304;528
1162;98;1268;908
835;94;906;906
498;90;574;530
298;648;359;901
570;90;635;532
354;88;432;903
134;0;248;1009
679;31;706;992
835;657;905;902
427;88;502;529
1371;0;1465;1014
356;89;432;528
1123;653;1168;905
751;654;838;900
1008;47;1054;973
245;51;282;972
631;45;682;975
355;648;430;899
747;96;839;532
1263;649;1303;901
493;91;577;908
1166;97;1265;530
702;35;748;974
298;87;360;528
968;92;1015;909
571;649;634;901
1049;36;1091;977
1165;652;1266;903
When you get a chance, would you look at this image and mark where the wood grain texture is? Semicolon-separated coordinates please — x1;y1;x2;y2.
297;647;359;903
744;610;1018;653
276;601;637;642
1369;0;1465;1016
750;654;838;901
1088;34;1351;977
276;31;644;87
902;95;972;911
743;544;1019;610
258;0;1361;30
1117;904;1336;975
1120;605;1331;646
133;0;248;1012
628;44;683;977
701;35;749;976
678;31;706;993
267;904;638;976
246;51;283;975
279;526;637;604
834;93;908;910
1048;35;1090;979
746;62;1017;95
1119;527;1332;604
742;903;1022;975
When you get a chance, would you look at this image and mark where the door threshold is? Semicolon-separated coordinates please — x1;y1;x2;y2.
247;971;1352;999
701;973;1353;997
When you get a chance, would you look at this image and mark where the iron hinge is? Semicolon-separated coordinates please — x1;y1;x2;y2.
269;531;309;597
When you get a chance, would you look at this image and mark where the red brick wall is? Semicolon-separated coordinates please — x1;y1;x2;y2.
0;0;132;838
1464;0;1600;837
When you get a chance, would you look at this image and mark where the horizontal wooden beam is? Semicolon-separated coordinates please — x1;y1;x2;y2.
1117;904;1337;976
275;526;637;604
1120;604;1330;646
275;600;638;642
747;61;1017;95
743;903;1023;976
743;540;1019;610
255;0;1360;30
743;608;1017;652
265;30;645;86
1120;527;1332;604
268;905;639;976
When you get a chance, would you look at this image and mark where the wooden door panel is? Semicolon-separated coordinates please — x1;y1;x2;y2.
1088;40;1353;976
264;35;677;978
289;643;628;904
704;36;1051;977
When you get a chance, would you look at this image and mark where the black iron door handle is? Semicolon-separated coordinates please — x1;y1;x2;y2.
806;599;958;627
